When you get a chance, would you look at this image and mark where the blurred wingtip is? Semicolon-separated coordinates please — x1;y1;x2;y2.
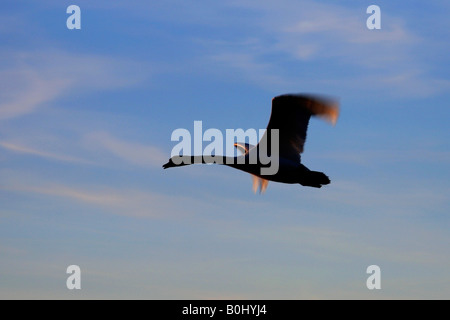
328;103;340;126
319;101;340;126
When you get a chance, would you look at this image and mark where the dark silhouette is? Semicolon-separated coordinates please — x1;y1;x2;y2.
163;94;339;192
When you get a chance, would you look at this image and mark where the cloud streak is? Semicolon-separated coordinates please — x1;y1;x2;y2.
193;0;449;97
1;181;194;219
84;132;168;168
0;141;93;165
0;68;69;120
0;50;149;121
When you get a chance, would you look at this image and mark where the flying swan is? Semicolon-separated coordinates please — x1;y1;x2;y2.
163;94;339;193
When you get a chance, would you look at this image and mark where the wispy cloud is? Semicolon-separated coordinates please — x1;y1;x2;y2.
1;181;196;219
0;141;93;165
194;0;449;96
0;132;168;169
235;222;450;267
310;149;450;166
304;179;450;218
0;68;69;120
0;50;149;121
84;132;167;168
209;52;290;89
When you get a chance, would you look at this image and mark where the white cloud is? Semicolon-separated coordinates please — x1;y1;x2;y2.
0;141;93;165
193;0;449;97
310;148;450;166
1;180;196;219
238;222;450;267
0;68;69;120
0;131;169;169
0;50;148;121
209;52;291;89
84;132;168;168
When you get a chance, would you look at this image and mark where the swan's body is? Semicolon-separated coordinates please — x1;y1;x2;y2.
163;93;339;193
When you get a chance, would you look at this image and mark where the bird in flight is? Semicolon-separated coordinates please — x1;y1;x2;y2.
163;94;339;193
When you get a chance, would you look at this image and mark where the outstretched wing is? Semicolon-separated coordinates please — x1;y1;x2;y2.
257;94;339;163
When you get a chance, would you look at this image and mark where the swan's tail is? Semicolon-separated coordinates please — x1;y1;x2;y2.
300;171;330;188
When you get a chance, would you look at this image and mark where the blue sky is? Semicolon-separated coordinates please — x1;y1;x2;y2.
0;0;449;299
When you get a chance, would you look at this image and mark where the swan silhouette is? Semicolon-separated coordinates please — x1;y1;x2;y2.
163;94;339;193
